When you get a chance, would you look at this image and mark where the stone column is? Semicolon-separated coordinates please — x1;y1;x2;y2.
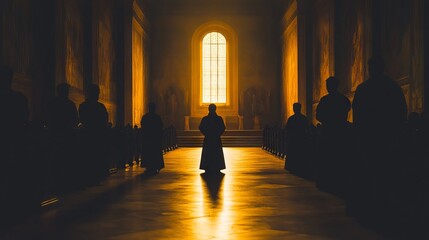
238;115;244;130
253;115;260;130
184;116;190;130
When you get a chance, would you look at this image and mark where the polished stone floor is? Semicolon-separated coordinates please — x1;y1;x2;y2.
9;148;385;239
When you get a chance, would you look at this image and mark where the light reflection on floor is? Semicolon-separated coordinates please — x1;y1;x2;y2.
21;148;385;239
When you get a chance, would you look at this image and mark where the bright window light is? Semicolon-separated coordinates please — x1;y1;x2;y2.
202;32;226;103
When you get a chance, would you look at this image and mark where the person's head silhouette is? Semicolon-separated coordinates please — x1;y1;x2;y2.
293;103;302;114
408;112;421;129
0;65;14;90
326;76;339;94
368;56;385;78
86;84;100;101
209;104;217;114
422;111;429;127
57;83;70;98
148;102;157;113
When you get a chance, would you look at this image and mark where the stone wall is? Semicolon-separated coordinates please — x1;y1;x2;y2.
1;0;56;122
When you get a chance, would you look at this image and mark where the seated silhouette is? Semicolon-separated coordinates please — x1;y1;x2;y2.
199;104;226;173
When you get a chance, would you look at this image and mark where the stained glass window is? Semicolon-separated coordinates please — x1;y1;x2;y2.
202;32;226;103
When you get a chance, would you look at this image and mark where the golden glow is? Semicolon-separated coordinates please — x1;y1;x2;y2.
282;17;299;122
193;148;236;239
315;8;334;100
202;32;227;104
351;16;364;91
132;18;145;126
41;197;59;207
45;148;381;238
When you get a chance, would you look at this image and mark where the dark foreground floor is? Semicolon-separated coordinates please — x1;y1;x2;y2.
4;148;384;240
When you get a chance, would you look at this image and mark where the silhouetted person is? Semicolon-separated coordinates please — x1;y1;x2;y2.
315;76;351;196
140;102;164;174
404;112;422;160
199;104;226;173
316;77;351;130
47;83;79;190
421;111;429;163
0;65;29;162
351;56;407;223
0;65;29;139
402;112;424;228
284;103;310;175
47;83;79;135
0;65;29;221
353;57;407;133
79;84;108;131
79;84;109;184
419;111;429;236
407;112;421;133
422;111;429;135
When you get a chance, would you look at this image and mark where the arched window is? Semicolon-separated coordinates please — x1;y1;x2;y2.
191;22;238;117
202;32;227;103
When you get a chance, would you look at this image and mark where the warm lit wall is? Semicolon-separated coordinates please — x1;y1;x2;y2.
94;0;119;124
56;0;123;124
281;1;299;125
335;0;371;95
149;0;282;130
55;0;86;104
310;0;335;124
132;18;145;126
334;0;371;122
0;0;143;126
124;0;150;127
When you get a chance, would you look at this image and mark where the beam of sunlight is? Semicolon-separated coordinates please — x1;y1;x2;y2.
191;148;240;238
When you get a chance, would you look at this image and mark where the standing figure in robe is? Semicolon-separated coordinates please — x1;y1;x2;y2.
351;56;407;221
284;102;310;175
0;65;29;216
47;83;79;190
79;84;109;184
315;76;351;196
199;104;226;173
140;102;164;174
